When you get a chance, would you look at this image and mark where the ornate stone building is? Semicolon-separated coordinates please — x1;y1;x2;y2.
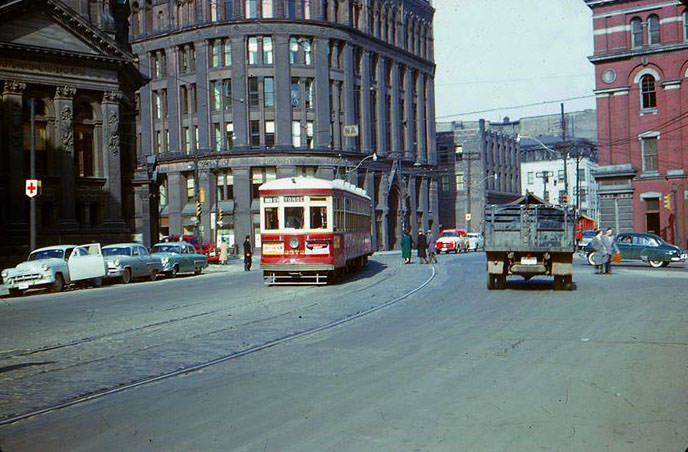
130;0;439;251
0;0;142;265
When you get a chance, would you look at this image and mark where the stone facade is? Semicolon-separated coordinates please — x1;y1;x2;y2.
130;0;439;251
0;0;142;266
585;0;688;247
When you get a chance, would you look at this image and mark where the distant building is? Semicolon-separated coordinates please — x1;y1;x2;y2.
436;119;521;233
519;136;598;221
585;0;688;246
0;0;142;266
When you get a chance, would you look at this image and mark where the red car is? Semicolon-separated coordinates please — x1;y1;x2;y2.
161;235;219;262
435;229;468;254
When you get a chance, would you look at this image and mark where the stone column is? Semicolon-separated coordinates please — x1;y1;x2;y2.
342;43;356;152
54;85;79;229
426;78;437;165
313;37;331;149
360;51;372;154
167;171;183;236
408;176;417;230
376;56;388;156
404;68;414;160
416;73;427;165
331;81;342;151
273;35;291;149
390;62;402;155
232;167;252;250
365;171;378;250
102;90;125;227
3;81;27;231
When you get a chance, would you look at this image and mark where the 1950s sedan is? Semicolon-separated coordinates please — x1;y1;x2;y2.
585;232;687;268
1;244;106;296
103;243;165;284
150;242;208;277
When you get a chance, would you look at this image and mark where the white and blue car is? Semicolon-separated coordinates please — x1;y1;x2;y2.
150;242;208;277
1;244;106;296
103;243;165;284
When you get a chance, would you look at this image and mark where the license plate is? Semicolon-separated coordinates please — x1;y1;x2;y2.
520;256;537;265
18;283;29;290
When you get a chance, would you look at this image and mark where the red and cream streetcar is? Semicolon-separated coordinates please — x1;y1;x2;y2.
259;177;373;284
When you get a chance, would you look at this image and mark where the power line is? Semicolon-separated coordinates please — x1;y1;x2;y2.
436;94;596;120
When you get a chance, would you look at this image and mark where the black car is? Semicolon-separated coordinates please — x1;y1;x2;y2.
585;232;687;268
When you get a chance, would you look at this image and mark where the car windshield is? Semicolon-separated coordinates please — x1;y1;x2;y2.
152;244;182;254
440;231;457;237
103;247;132;257
28;249;65;260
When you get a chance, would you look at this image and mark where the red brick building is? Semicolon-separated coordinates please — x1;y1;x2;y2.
586;0;688;248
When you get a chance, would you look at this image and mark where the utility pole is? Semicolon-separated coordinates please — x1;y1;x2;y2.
29;98;36;251
560;103;568;203
673;182;679;245
536;171;553;202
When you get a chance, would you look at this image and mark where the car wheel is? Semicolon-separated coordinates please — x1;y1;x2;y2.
587;252;596;266
8;288;23;297
51;273;65;293
553;276;563;290
92;277;103;288
149;269;158;281
661;261;670;267
170;265;179;278
648;259;664;268
487;274;496;290
121;268;133;284
194;267;202;275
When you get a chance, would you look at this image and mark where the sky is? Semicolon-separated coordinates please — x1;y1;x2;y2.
433;0;596;123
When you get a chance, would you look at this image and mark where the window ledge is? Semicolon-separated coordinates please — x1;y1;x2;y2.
640;108;658;116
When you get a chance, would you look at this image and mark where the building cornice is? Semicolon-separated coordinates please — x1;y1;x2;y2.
588;41;688;64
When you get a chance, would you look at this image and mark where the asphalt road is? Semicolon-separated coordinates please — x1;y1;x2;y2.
1;252;687;451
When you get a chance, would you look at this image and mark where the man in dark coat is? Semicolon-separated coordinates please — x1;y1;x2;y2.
417;229;428;264
243;235;252;271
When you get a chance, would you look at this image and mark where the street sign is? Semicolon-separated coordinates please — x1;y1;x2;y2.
465;213;472;221
25;179;40;198
343;125;359;137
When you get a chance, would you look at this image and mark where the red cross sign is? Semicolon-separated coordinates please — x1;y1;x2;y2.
25;179;39;198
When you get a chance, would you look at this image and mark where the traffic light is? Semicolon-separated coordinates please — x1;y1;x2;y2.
562;193;568;204
196;200;202;217
664;193;672;210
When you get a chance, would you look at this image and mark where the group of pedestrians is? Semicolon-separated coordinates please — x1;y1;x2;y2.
401;229;438;264
217;236;253;271
590;227;620;274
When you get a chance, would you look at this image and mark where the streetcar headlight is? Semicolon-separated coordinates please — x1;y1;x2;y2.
289;238;299;249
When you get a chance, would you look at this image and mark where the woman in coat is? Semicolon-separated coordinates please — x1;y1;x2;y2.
590;230;606;274
417;229;428;263
401;229;412;264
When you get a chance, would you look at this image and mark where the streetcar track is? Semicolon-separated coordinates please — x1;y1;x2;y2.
0;263;435;426
0;262;397;364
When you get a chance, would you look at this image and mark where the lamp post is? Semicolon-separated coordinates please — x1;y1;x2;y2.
344;152;377;183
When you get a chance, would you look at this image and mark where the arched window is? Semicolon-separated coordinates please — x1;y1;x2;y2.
144;0;153;33
640;74;657;110
131;2;141;36
630;17;642;48
648;14;660;45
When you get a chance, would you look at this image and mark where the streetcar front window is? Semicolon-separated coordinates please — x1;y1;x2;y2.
285;206;304;229
310;206;327;229
264;207;279;230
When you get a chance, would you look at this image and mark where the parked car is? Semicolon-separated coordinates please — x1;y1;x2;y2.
103;243;165;284
1;244;106;296
585;232;687;268
161;235;219;263
150;242;208;277
577;229;596;251
465;232;484;251
435;229;468;254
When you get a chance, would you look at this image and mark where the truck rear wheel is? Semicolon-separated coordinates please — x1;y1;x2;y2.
487;274;496;290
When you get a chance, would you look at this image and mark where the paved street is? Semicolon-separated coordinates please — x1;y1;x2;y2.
1;252;687;451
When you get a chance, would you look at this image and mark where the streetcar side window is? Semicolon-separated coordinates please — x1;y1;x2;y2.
264;207;279;230
310;206;327;229
285;206;304;229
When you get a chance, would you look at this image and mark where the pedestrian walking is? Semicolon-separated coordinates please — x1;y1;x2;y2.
602;227;620;274
401;229;412;264
426;229;438;263
243;235;252;271
219;239;228;265
590;229;606;274
417;229;428;264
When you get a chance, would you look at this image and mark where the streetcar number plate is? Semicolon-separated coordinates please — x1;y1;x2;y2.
520;256;537;265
